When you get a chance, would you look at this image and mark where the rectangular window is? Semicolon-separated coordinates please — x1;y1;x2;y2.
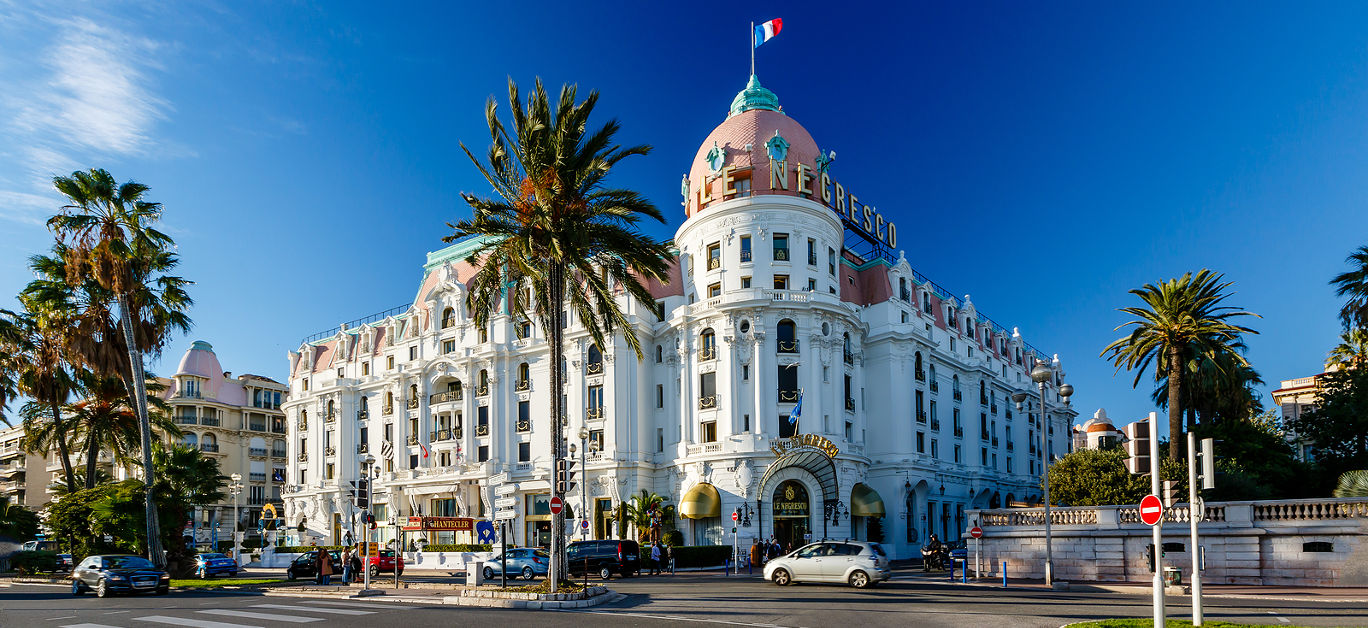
740;235;752;262
741;276;752;288
743;365;750;381
807;238;817;266
478;445;489;462
828;247;837;275
588;385;604;415
931;439;939;459
779;414;795;438
701;421;717;443
409;346;417;361
916;431;925;453
384;423;393;441
981;448;988;466
699;372;717;408
657;428;664;453
655;301;665;322
773;233;789;261
518;400;530;428
707;242;721;271
954;445;962;463
807;278;816;291
708;282;721;298
743;414;750;432
656;384;664;409
916;390;925;422
478;327;488;343
478;406;489;428
442;340;455;354
326;463;335;480
337;367;344;378
589;429;604;451
773;274;789;290
362;362;370;376
519;442;531;462
387;356;395;370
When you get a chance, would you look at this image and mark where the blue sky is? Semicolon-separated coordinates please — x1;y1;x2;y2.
2;1;1367;427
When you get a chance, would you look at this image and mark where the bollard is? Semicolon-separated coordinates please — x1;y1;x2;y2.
724;558;729;576
1002;561;1007;588
961;559;967;584
948;558;955;581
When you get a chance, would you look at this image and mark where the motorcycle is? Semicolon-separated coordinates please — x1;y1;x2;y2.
921;543;949;571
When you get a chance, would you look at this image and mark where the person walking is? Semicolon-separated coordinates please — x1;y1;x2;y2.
649;541;663;576
665;543;674;575
340;547;352;585
316;547;333;585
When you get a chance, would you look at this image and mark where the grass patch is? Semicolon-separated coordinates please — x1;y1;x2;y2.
504;579;588;594
170;578;287;589
1068;621;1310;628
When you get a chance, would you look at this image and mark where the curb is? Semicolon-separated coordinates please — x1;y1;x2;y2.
257;585;620;608
937;578;1368;604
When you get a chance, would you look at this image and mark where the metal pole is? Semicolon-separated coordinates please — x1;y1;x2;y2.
581;439;587;541
1188;430;1203;626
1150;413;1165;628
363;460;371;592
1038;380;1052;587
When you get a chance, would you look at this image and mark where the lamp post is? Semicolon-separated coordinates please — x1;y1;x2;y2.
576;426;590;538
361;454;376;592
228;473;243;567
1013;360;1073;587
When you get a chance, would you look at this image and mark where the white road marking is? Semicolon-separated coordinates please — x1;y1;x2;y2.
1265;611;1291;623
251;603;374;615
61;624;121;628
136;617;263;628
46;616;78;621
569;610;796;627
299;599;408;609
198;609;324;623
103;610;130;614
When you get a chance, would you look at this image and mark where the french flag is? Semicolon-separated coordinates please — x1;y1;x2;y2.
754;19;782;48
420;441;430;459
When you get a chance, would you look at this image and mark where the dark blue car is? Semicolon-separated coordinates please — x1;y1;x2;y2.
71;554;170;597
194;553;238;579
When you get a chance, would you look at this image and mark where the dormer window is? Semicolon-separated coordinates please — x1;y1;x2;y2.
441;307;456;329
181;378;201;399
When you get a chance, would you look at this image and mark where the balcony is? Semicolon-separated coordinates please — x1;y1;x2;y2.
249;472;266;483
953;390;963;402
586;407;604;422
325;412;336;424
406;435;419;446
357;410;368;420
476;385;490;397
249;447;268;457
516;419;531;433
845;398;856;413
698;347;716;361
382;404;394;415
991;403;998;414
773;247;789;261
407;398;420;409
176;415;197;425
707;257;720;270
271;421;285;434
930;380;939;393
1006;441;1014;451
845;350;855;366
915;369;925;381
273;449;287;458
453;426;462;439
249;421;266;432
930;418;941;430
432;429;453;441
740;250;752;262
778;389;800;403
325;446;337;456
698;395;717;410
515;379;530;392
296;420;308;431
476;424;490;437
297;453;308;462
981;395;989;405
200;443;219;453
202;416;221;427
356;443;368;454
954;426;964;438
1006;409;1013;420
992;437;999;447
777;339;800;354
431;391;462;405
916;410;926;423
586;362;603;375
981;430;990;441
176;390;202;399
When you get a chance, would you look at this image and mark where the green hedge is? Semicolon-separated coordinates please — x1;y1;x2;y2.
273;545;344;554
11;550;59;574
421;544;493;553
638;545;731;569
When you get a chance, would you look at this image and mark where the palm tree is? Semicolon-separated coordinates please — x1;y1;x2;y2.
448;79;672;589
1;303;81;491
47;168;194;568
150;441;225;575
1149;348;1264;429
68;372;179;489
1102;270;1259;459
614;490;676;543
1331;245;1368;331
1326;328;1368;370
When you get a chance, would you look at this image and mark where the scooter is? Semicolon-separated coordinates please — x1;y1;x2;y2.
921;544;949;571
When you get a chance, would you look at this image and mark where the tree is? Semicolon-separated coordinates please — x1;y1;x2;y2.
1326;328;1368;370
614;489;676;543
1287;366;1368;477
449;79;672;589
1333;470;1368;498
148;441;225;575
1;303;81;492
46;168;193;568
1151;349;1264;430
67;372;178;489
1102;270;1259;459
0;497;40;540
1196;410;1319;500
1330;245;1368;331
1046;448;1150;506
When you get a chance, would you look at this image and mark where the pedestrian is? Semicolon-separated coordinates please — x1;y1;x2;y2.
650;541;662;576
350;549;362;583
317;547;333;585
665;543;674;575
340;547;352;585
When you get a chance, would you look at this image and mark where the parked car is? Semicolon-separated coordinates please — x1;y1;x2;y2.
949;540;968;563
481;547;550;581
193;553;238;579
565;539;640;580
71;554;170;597
363;549;404;577
284;549;340;581
19;540;71;571
763;541;891;588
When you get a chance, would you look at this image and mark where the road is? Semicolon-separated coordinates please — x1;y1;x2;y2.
2;572;1366;628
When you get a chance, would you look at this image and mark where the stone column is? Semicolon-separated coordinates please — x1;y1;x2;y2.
752;330;768;438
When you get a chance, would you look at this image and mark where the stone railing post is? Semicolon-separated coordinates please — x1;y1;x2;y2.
1224;503;1254;527
1097;506;1120;529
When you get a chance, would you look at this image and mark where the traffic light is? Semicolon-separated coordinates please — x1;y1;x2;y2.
1145;543;1156;573
555;458;578;494
356;478;370;509
364;512;377;530
1162;480;1182;507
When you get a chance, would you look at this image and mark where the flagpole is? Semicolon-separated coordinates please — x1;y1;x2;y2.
750;21;755;77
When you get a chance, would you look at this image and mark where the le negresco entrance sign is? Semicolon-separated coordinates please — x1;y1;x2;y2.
769;433;839;459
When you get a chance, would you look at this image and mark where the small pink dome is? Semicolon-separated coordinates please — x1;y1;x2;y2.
176;340;224;379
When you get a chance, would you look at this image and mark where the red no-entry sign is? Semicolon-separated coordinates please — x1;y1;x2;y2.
732;511;740;522
1140;494;1163;526
969;526;983;539
550;496;564;515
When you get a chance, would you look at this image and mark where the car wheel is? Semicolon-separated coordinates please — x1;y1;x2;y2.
286;569;296;581
369;565;379;578
599;567;613;581
772;568;791;586
96;579;109;598
71;579;85;596
198;568;207;580
156;585;169;595
522;566;535;581
850;570;871;589
483;566;494;580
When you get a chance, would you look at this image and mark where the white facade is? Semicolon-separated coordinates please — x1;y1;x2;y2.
282;77;1077;558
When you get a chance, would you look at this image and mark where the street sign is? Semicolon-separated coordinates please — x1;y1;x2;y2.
494;508;517;521
581;519;590;529
494;496;517;509
494;483;517;496
731;511;740;522
969;526;983;539
550;496;564;514
488;473;509;485
1140;494;1164;526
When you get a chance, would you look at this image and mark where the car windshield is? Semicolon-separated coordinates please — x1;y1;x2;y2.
794;544;824;559
105;556;154;570
200;553;227;560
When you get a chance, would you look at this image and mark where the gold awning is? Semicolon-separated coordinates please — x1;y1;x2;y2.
679;482;722;519
850;483;885;517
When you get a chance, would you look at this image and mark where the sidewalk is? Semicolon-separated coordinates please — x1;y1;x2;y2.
924;573;1368;603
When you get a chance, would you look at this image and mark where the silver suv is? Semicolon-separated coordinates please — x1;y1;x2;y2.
763;541;891;588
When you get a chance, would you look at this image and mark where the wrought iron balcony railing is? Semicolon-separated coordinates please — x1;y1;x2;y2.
777;339;800;354
476;424;490;437
698;347;716;361
516;419;531;433
430;390;463;404
406;435;419;445
778;389;800;403
845;398;856;412
407;398;420;409
586;407;604;421
586;362;603;375
698;395;717;410
356;443;368;454
515;379;530;392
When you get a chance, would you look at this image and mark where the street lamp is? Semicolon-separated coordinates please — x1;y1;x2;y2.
576;426;590;538
1013;360;1074;587
228;473;243;567
361;454;376;592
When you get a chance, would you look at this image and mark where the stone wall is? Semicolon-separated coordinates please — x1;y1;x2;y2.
967;498;1368;586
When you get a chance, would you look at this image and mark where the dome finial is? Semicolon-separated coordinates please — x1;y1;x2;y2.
729;74;781;117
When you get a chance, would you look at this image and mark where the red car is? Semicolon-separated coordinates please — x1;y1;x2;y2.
362;549;404;577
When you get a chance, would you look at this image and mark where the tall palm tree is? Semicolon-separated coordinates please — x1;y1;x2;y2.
1326;328;1368;370
1102;270;1259;459
448;79;672;589
47;168;193;568
68;372;179;489
1331;245;1368;331
150;441;225;575
1149;348;1264;429
1;303;81;491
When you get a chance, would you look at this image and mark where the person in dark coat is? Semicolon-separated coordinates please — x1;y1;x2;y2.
316;547;333;585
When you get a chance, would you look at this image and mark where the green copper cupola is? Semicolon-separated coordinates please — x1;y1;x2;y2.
729;75;781;117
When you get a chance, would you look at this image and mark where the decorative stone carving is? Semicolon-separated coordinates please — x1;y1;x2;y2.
736;459;754;498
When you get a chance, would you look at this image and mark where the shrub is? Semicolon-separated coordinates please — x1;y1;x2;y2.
273;545;344;554
638;544;731;568
11;550;59;574
421;544;492;553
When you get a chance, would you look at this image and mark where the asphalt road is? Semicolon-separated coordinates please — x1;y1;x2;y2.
2;573;1366;628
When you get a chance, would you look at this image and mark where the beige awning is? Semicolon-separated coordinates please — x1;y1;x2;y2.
850;483;885;517
679;483;721;519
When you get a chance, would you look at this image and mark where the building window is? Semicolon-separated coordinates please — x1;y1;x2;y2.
807;238;817;266
516;320;532;339
387;356;395;370
302;379;309;392
773;234;789;261
743;414;750;431
828;247;836;275
478;326;489;343
325;463;335;480
707;242;721;270
657;428;665;452
517;400;530;431
743;364;750;381
773;274;788;290
588;385;604;419
587;344;603;374
708;282;721;298
931;439;939;459
916;431;925;453
478;445;489;462
777;319;797;353
779;414;795;438
954;445;962;463
740;235;752;262
741;276;752;288
519;442;531;462
701;421;717;443
361;362;370;376
441;307;456;329
656;345;662;363
699;372;717;409
807;278;816;291
700;329;716;360
409;346;417;361
443;339;455;354
656;384;664;408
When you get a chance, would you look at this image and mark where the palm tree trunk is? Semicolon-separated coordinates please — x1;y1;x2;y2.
548;263;566;590
117;292;164;567
85;431;99;489
49;398;77;492
1167;346;1183;460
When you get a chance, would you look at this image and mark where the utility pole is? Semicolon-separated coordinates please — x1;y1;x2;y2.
1149;414;1164;628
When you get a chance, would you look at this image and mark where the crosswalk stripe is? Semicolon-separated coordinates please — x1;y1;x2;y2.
299;599;405;609
61;624;121;628
136;616;263;628
198;609;323;623
251;603;375;615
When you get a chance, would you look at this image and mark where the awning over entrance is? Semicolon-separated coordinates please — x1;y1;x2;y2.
850;483;885;517
680;483;721;519
760;447;839;504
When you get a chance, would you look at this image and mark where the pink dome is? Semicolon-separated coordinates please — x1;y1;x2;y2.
176;340;224;379
686;77;822;217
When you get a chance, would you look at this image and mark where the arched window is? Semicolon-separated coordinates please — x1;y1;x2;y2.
699;329;716;360
777;319;797;353
517;363;530;390
980;381;986;403
182;432;198;447
384;391;393;410
326;399;335;418
441;307;456;329
477;370;489;395
914;350;923;377
952;375;960;393
929;364;937;389
922;291;933;314
656;345;663;363
408;384;418;402
300;409;308;423
587;344;603;374
905;492;918;543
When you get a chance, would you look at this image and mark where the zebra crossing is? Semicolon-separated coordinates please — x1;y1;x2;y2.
58;599;410;628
